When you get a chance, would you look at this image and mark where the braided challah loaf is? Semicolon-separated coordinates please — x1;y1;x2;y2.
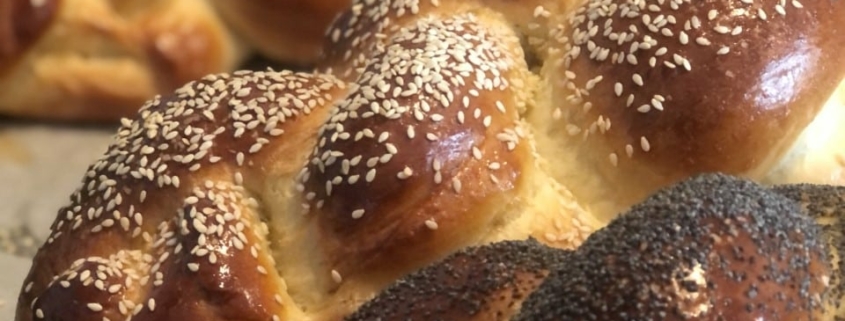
15;0;845;320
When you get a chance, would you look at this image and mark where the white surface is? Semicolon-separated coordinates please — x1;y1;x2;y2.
0;124;115;241
0;253;32;320
0;123;115;320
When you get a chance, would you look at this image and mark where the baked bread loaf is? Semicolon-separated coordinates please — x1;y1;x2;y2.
209;0;352;66
349;174;844;321
319;0;845;221
0;0;246;121
14;0;845;320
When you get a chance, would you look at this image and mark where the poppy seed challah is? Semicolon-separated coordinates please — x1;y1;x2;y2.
349;174;844;321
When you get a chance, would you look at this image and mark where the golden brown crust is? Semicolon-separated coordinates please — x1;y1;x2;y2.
318;0;468;81
210;0;350;66
16;70;348;321
0;0;246;122
303;10;533;282
531;0;845;219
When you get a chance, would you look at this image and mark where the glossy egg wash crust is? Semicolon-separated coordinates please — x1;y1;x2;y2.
15;0;845;320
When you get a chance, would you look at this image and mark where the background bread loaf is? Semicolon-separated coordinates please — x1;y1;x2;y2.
0;0;353;121
0;0;247;121
209;0;351;66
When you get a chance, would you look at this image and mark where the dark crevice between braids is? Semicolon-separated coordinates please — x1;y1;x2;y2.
521;39;543;74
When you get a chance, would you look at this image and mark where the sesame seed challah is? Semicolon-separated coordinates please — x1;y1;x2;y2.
14;0;845;320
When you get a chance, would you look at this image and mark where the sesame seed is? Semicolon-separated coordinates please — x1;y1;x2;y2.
495;101;506;113
652;98;665;111
640;137;652;152
425;219;439;230
472;147;482;160
87;303;104;312
533;5;550;18
708;9;718;20
352;209;365;219
682;59;692;71
397;167;413;179
452;178;462;193
632;74;644;86
385;143;398;154
331;270;343;283
691;16;702;29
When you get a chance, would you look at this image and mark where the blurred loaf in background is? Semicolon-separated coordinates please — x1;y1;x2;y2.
0;0;350;122
209;0;351;66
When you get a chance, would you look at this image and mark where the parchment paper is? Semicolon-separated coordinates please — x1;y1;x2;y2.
0;253;32;320
0;122;116;317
